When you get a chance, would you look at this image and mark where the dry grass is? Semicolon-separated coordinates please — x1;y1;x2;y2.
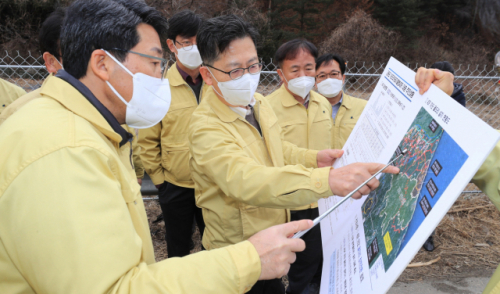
398;191;500;282
144;190;500;282
319;10;401;63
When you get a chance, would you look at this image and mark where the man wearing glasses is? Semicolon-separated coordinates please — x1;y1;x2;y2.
0;1;354;293
139;10;206;258
265;39;333;294
189;15;400;293
315;54;367;150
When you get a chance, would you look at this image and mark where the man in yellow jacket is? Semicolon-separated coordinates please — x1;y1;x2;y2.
415;67;500;294
0;7;65;126
0;1;323;293
315;53;368;150
124;125;145;181
191;15;400;293
0;78;26;115
0;8;145;184
139;10;206;258
266;39;333;294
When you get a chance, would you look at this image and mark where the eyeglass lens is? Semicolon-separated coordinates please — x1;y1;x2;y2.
229;63;262;80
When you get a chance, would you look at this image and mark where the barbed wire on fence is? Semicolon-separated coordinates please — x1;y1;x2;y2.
2;50;499;131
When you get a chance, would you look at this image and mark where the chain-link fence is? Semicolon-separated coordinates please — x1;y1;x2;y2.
3;51;496;194
3;51;500;131
2;51;499;169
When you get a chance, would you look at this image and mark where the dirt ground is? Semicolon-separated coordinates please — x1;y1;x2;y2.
144;187;500;283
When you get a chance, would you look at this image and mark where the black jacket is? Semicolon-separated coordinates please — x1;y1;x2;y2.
451;82;466;107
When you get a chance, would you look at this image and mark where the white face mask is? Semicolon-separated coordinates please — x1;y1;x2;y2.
103;50;171;129
175;44;202;70
208;68;260;107
281;71;315;99
317;78;343;98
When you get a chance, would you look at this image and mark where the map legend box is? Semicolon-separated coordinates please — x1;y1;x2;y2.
419;196;432;217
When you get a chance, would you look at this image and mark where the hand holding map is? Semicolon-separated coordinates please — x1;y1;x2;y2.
318;57;500;294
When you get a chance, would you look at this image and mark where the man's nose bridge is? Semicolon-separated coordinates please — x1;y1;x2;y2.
299;67;307;76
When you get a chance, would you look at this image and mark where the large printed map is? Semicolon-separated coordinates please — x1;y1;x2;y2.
361;107;444;271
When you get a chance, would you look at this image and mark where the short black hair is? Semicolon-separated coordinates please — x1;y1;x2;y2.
39;7;66;60
274;39;318;69
430;61;455;75
61;0;168;79
316;54;346;75
167;10;203;41
197;14;259;65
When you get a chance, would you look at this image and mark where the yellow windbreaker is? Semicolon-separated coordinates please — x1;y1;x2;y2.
139;63;207;187
189;87;334;250
0;76;145;179
331;92;367;149
0;77;51;125
0;78;26;114
265;85;333;210
472;131;500;294
0;76;261;294
123;125;145;179
0;88;41;125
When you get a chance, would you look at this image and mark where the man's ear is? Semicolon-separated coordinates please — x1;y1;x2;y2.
200;66;213;86
43;52;59;74
277;68;286;84
166;39;177;54
88;49;112;82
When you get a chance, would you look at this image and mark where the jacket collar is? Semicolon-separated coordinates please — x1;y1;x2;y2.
206;87;242;123
279;84;319;108
279;84;301;107
46;70;131;146
340;91;354;110
167;62;196;87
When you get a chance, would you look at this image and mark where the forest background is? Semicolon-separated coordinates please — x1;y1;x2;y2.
1;0;500;65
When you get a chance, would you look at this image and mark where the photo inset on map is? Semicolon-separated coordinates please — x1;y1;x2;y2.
361;107;446;272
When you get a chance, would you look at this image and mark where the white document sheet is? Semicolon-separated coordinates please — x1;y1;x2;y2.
318;57;500;294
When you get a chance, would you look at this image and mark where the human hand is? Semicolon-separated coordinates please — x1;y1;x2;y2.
328;163;400;199
137;178;143;186
415;68;454;96
155;184;163;190
317;149;344;168
248;220;313;280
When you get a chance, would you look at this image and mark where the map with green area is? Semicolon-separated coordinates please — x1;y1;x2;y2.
362;107;444;271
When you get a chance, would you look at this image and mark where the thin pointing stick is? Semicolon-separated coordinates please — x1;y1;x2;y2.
292;149;407;239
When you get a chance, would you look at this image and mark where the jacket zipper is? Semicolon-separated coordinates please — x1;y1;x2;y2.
186;82;204;105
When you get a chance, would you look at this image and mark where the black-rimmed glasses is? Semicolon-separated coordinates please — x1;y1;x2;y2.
174;40;195;51
204;63;263;80
316;71;342;81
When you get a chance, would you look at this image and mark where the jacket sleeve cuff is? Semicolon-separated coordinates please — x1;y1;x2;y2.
149;170;165;186
226;241;261;293
305;150;319;168
310;167;333;196
135;167;145;179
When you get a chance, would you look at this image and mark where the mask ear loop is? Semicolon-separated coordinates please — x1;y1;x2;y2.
56;58;64;70
102;49;134;76
102;49;134;106
205;67;225;98
278;69;289;85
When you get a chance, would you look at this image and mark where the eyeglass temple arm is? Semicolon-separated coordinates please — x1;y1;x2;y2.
108;48;167;63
